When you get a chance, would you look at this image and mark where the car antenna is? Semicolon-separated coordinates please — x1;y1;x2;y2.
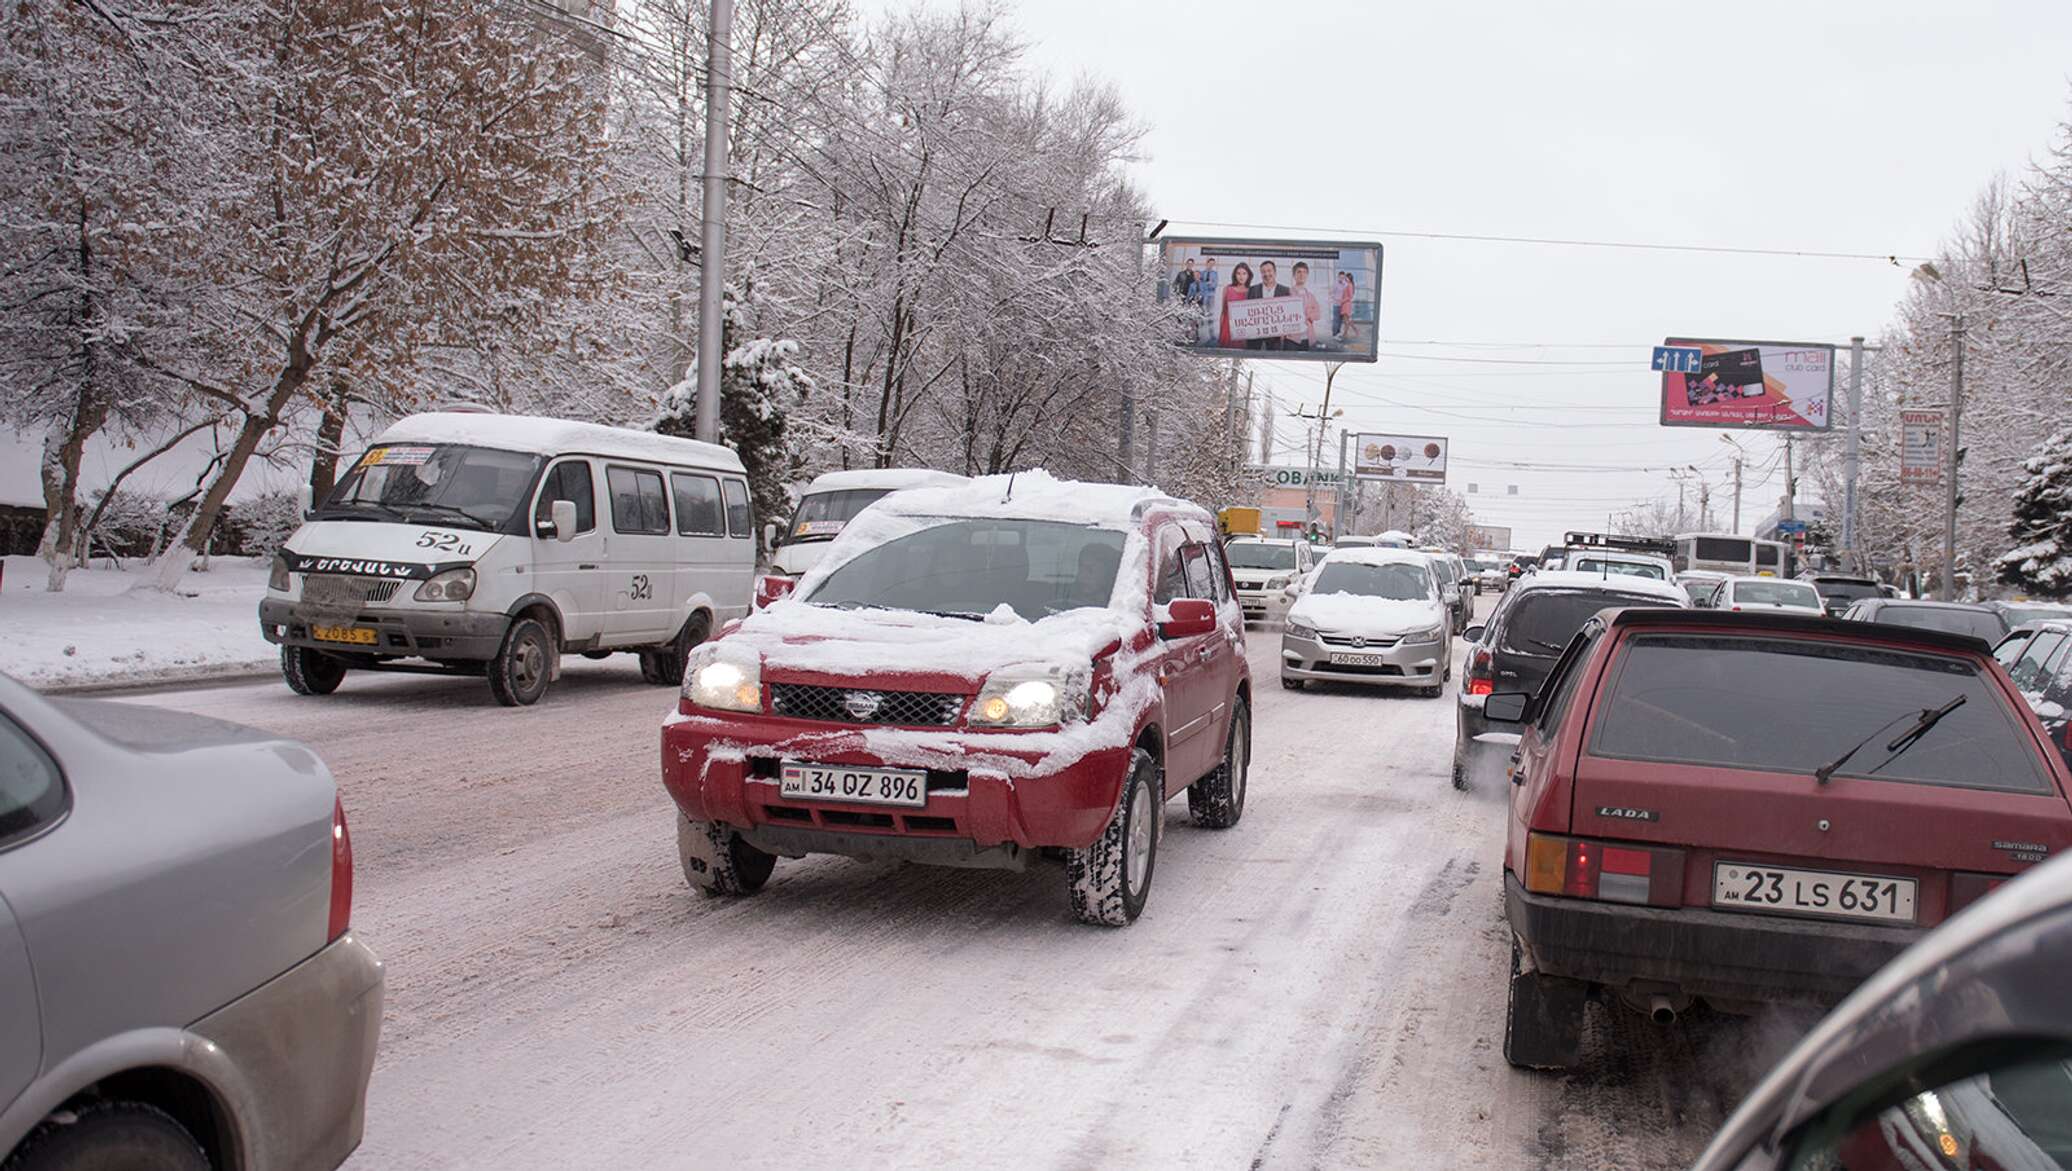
1001;472;1017;503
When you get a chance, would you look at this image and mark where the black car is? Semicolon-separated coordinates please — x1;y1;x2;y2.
1450;571;1687;789
2000;619;2072;769
1838;597;2008;643
1803;574;1883;618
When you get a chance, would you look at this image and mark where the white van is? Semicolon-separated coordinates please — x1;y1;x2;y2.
764;467;969;577
259;412;755;706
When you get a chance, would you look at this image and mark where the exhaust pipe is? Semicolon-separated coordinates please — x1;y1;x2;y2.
1648;995;1678;1025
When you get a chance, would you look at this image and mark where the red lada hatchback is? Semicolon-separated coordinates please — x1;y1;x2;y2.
660;472;1252;926
1483;607;2072;1068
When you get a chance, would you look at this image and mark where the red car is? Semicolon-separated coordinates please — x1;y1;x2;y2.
660;473;1252;926
1482;607;2072;1068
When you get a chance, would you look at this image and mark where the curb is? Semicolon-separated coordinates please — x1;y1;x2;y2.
33;661;279;697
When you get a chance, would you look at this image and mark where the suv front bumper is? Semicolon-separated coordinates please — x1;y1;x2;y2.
1505;873;1921;1007
260;598;508;661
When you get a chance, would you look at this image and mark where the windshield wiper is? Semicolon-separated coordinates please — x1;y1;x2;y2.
325;500;408;522
400;502;493;531
916;608;988;622
1813;694;1967;784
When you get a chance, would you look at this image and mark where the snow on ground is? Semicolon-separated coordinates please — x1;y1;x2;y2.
0;554;274;689
108;599;1798;1170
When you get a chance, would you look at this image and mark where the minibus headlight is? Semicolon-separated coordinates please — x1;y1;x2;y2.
414;567;476;602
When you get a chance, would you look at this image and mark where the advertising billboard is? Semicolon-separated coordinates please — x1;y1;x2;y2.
1900;409;1943;484
1657;338;1834;432
1467;524;1514;553
1352;433;1448;482
1159;236;1382;363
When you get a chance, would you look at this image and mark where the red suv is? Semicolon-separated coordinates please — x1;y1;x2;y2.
1483;607;2072;1068
660;473;1252;926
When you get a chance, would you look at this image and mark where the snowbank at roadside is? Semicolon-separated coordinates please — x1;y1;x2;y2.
0;555;275;690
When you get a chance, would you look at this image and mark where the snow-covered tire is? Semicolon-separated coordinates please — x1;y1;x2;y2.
1067;749;1159;927
1188;699;1249;829
4;1101;209;1171
640;612;709;687
487;616;556;707
677;812;775;897
1280;675;1304;691
281;645;346;696
1502;936;1587;1070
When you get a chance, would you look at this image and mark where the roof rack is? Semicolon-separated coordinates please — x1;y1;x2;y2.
1564;531;1675;556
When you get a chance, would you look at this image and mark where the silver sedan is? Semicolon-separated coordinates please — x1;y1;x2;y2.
0;673;382;1171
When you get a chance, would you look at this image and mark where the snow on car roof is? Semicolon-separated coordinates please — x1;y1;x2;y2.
372;412;745;472
866;469;1199;529
1229;536;1302;546
1516;569;1688;603
1318;546;1433;568
801;467;969;493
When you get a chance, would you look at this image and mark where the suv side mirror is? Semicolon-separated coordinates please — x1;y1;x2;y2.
1464;624;1486;642
753;573;797;609
1483;692;1530;723
1157;598;1217;639
764;521;782;549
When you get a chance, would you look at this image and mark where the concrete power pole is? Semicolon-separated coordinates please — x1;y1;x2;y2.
692;0;735;445
1120;221;1145;478
1842;336;1864;571
1731;456;1743;532
1942;314;1967;601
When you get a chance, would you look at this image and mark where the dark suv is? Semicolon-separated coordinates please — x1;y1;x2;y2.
1451;570;1688;789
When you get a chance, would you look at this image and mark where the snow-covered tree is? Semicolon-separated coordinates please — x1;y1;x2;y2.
1997;431;2072;597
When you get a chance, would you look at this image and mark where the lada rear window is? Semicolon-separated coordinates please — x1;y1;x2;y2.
1588;634;2053;794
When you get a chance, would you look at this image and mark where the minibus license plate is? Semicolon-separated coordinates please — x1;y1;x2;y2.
312;625;378;645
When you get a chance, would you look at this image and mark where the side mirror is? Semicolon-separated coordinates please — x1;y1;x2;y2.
1483;692;1530;724
548;500;578;543
754;573;797;609
1156;598;1218;639
1464;624;1486;642
764;521;782;549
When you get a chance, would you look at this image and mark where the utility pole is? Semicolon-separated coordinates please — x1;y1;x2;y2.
1942;314;1966;601
1146;408;1160;486
1731;456;1743;532
1121;220;1145;478
1303;363;1343;528
1842;336;1864;571
1782;436;1796;522
1696;478;1712;531
1334;431;1350;538
692;0;735;445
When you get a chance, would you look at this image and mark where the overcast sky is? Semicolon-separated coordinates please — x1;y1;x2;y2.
894;0;2072;547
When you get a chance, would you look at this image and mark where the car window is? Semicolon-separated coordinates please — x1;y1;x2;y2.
805;518;1129;621
670;473;724;537
1572;557;1669;581
1153;527;1187;605
534;460;596;534
1179;544;1215;600
1732;580;1821;607
1226;542;1297;570
1502;590;1679;658
2012;632;2067;692
1786;1044;2072;1171
608;466;670;535
1202;541;1232;603
1312;560;1432;601
1589;633;2053;794
1871;605;2006;643
789;488;893;541
1994;632;2034;669
722;479;752;538
1535;624;1602;737
0;712;66;847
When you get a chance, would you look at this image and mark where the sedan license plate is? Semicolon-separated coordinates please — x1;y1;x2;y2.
779;763;927;808
1328;652;1384;667
1712;862;1916;924
311;625;378;645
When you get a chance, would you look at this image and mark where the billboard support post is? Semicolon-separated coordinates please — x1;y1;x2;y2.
1843;336;1864;571
1943;314;1966;601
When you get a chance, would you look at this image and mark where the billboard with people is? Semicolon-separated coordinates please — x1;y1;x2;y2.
1158;236;1382;362
1658;338;1835;431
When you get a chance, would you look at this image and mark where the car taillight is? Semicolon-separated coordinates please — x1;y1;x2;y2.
1524;832;1679;906
328;795;354;941
1948;871;2009;916
1467;649;1494;695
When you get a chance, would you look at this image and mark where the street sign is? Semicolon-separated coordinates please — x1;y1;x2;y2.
1900;409;1942;484
1775;519;1810;535
1651;346;1704;374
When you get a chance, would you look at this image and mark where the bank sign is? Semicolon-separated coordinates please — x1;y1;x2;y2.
1252;465;1345;490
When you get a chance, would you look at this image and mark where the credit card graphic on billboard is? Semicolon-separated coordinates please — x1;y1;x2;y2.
1660;338;1832;431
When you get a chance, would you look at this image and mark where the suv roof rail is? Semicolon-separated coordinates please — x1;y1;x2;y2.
1564;530;1675;556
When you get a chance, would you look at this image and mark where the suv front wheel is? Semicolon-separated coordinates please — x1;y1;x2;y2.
1068;749;1159;927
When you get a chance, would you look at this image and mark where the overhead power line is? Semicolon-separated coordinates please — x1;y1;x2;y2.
1166;219;1931;264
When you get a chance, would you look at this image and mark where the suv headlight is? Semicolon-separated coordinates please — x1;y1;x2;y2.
1402;625;1444;646
970;666;1090;728
414;567;476;602
268;554;291;592
682;643;763;712
1266;574;1291;590
1284;620;1319;641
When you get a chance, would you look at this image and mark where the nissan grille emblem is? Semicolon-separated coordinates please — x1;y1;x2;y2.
843;691;883;720
1351;636;1367;649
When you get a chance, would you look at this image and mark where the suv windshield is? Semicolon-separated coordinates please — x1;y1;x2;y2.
324;444;543;530
804;518;1129;621
785;488;896;544
1733;580;1820;608
1571;557;1668;581
1312;561;1430;601
1591;634;2052;793
1871;605;2006;643
1504;589;1679;656
1227;542;1297;570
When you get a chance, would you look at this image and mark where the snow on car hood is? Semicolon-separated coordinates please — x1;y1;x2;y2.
284;519;502;569
728;597;1140;682
1288;592;1443;637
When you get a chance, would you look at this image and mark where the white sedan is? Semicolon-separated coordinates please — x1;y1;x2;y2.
1715;576;1826;614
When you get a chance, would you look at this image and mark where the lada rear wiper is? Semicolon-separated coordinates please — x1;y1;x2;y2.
1813;693;1966;784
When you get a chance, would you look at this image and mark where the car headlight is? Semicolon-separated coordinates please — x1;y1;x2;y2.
413;567;476;602
970;666;1090;728
269;554;291;592
682;643;762;712
1266;575;1291;590
1285;620;1319;641
1402;625;1444;646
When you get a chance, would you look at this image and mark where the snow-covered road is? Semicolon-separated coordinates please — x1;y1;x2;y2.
116;605;1814;1169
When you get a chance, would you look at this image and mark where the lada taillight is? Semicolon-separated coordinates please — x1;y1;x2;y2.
1524;832;1682;906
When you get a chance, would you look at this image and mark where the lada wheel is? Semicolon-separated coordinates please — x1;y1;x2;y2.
281;645;346;696
1188;699;1249;829
1067;749;1159;927
677;812;776;896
